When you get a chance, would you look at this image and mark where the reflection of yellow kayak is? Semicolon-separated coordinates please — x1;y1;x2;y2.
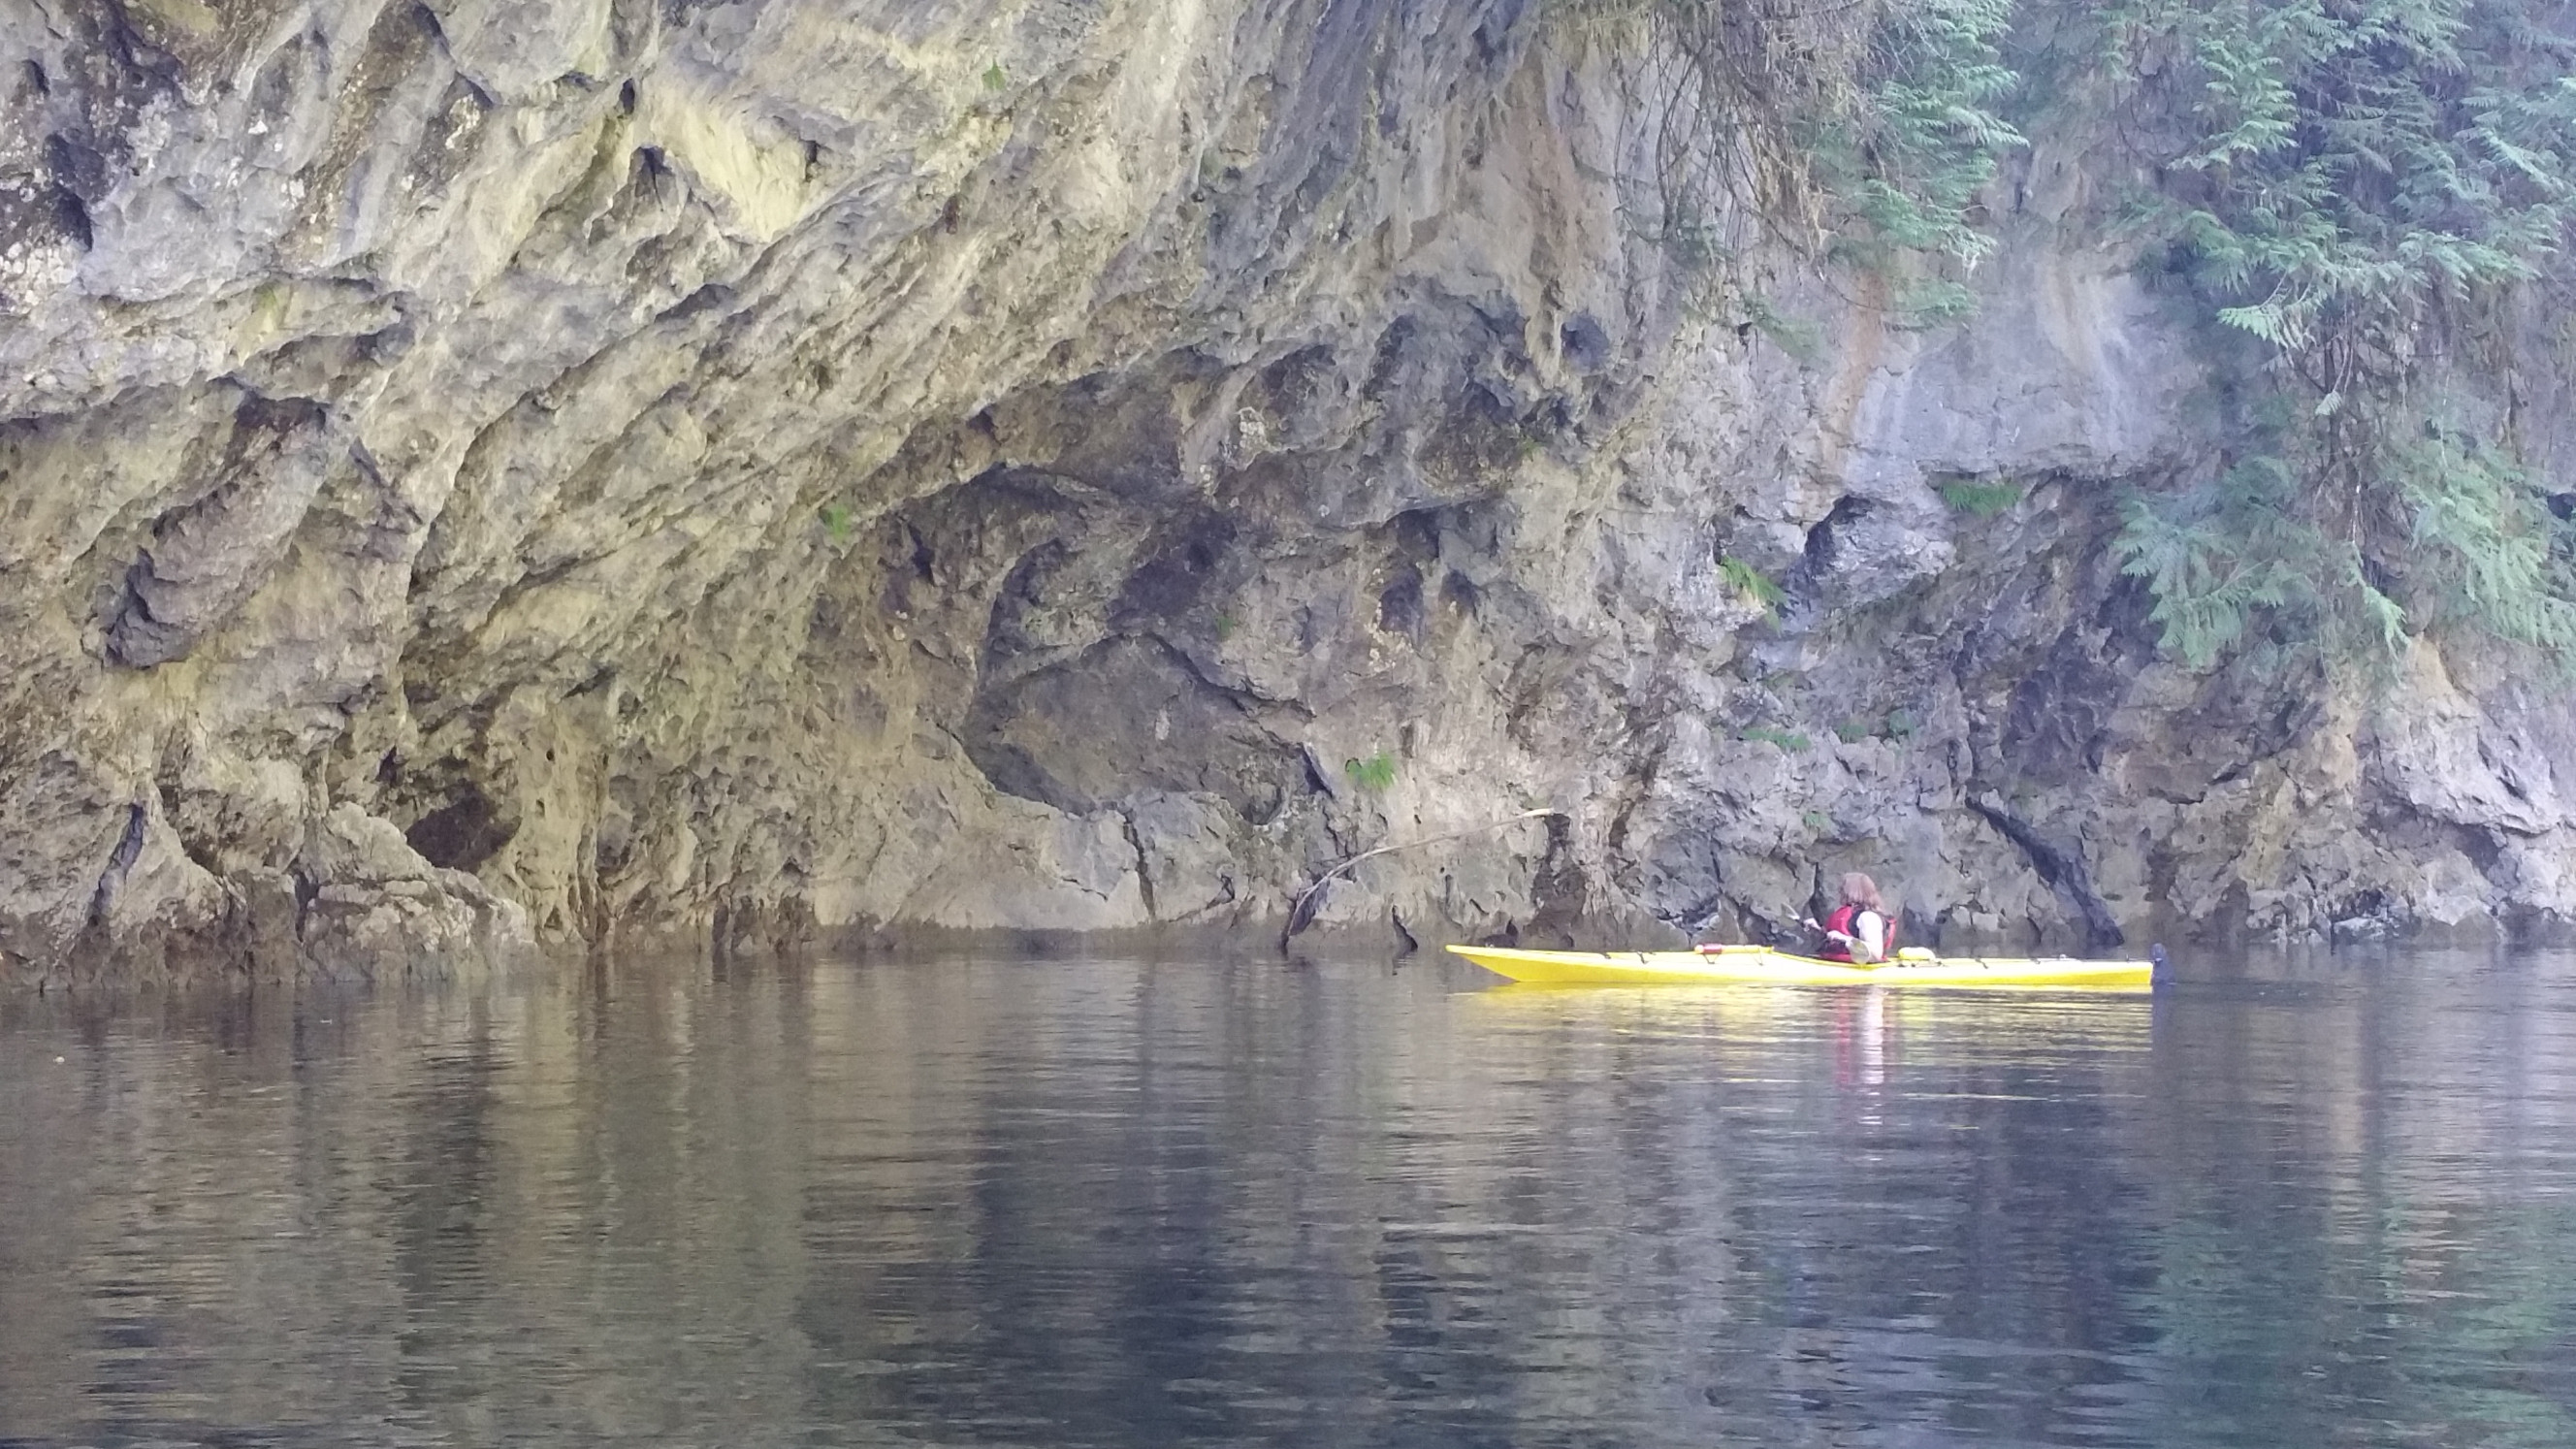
1446;943;2155;991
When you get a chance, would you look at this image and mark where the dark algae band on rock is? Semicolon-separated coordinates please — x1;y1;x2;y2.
4;0;2574;982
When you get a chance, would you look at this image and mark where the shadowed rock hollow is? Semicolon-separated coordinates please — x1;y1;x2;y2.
4;0;2571;983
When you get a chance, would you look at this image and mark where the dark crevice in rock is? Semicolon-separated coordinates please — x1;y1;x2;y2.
48;184;92;250
1299;747;1333;797
409;1;448;48
1376;566;1425;641
1968;791;2125;951
1771;495;1874;630
1116;808;1157;919
1108;510;1235;630
85;802;146;926
405;784;512;872
1561;311;1610;372
1797;495;1873;576
2455;822;2506;876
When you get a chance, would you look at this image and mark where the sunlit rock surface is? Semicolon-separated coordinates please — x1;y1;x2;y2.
2;0;2568;982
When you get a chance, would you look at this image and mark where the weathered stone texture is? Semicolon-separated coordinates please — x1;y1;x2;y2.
2;0;2570;982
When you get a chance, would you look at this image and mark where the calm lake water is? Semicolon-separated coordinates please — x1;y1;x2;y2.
3;947;2572;1448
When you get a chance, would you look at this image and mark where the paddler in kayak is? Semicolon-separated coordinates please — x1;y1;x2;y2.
1807;872;1893;964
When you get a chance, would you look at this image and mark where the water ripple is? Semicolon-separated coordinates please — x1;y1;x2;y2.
0;949;2570;1446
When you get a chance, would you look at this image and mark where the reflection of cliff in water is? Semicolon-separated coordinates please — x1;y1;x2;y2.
2141;955;2576;1447
0;950;2568;1446
1460;982;2161;1438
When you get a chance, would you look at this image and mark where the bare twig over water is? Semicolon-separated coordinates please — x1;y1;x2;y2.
1281;808;1566;950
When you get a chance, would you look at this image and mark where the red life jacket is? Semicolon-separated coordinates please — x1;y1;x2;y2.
1817;902;1894;962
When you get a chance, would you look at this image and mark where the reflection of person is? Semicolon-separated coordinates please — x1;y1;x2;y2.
1814;872;1892;964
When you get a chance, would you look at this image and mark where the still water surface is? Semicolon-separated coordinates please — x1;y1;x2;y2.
3;949;2573;1448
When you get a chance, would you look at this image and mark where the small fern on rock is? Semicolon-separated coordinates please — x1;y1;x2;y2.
1938;477;2022;517
1344;752;1399;792
1720;555;1787;614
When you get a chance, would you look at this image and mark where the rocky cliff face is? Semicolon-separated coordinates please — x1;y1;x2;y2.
4;0;2570;984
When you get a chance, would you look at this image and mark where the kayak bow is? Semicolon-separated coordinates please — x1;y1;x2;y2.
1445;943;2155;990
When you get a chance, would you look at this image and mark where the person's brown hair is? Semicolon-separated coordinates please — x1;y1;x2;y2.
1839;872;1884;913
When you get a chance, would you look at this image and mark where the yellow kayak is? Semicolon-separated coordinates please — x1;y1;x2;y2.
1445;943;2156;991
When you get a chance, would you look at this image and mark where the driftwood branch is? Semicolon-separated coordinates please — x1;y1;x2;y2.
1280;808;1566;950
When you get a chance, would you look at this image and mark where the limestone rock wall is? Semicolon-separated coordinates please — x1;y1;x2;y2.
2;0;2569;982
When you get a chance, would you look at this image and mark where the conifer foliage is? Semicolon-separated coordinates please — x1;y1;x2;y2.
1588;0;2576;671
2100;0;2576;670
1594;0;2026;320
